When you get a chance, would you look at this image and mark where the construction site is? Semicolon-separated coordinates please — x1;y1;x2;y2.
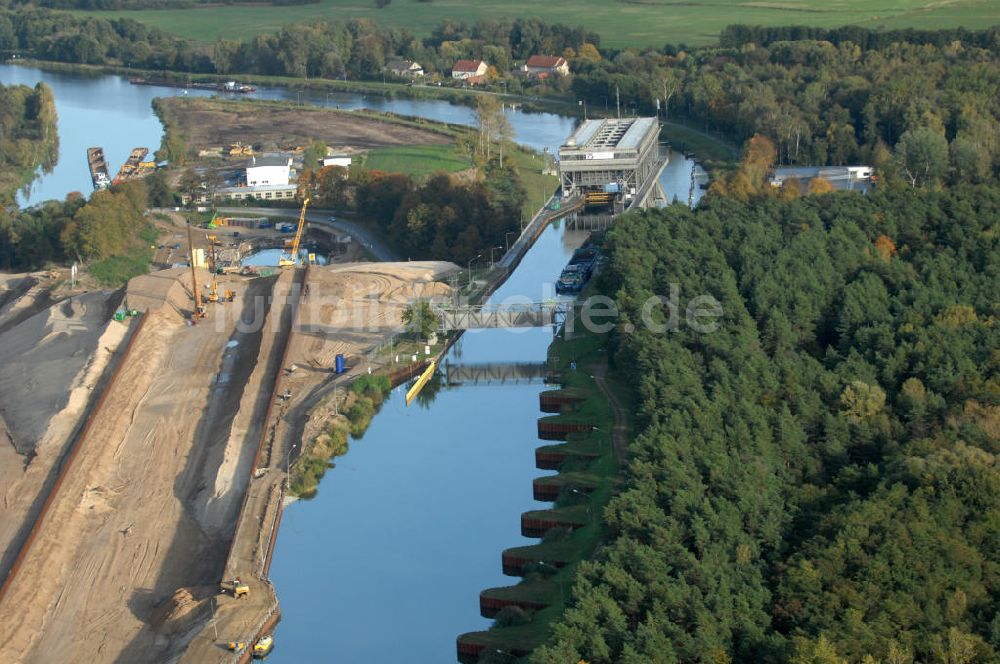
0;202;458;663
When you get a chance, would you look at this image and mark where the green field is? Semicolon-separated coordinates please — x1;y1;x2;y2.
361;144;470;178
75;0;1000;49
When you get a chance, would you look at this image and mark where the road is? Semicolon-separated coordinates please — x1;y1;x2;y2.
217;206;398;261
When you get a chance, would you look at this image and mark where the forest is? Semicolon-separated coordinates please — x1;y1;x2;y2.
531;185;1000;663
0;174;171;269
0;81;57;205
344;162;525;265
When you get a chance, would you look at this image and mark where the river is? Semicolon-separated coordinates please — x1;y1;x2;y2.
0;62;702;662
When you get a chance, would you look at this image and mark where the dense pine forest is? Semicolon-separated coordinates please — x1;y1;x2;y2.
0;81;57;205
533;186;1000;663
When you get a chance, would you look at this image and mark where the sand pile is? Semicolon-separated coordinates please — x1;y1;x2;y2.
0;291;116;455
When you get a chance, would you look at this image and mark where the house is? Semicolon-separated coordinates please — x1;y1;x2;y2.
385;59;424;78
522;55;570;78
770;165;873;192
451;59;488;80
246;155;292;187
322;154;352;170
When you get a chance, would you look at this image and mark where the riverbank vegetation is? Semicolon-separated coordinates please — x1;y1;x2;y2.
288;372;393;497
0;175;171;280
531;183;1000;663
0;82;58;205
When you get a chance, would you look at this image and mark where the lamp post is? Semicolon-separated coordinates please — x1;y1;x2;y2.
286;443;298;476
569;487;593;525
537;561;565;605
505;231;518;253
489;245;503;268
467;253;483;290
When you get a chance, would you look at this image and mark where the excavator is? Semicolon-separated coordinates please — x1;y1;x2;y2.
278;197;310;267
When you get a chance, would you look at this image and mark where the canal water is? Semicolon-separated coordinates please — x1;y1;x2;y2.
242;248;328;267
0;62;703;662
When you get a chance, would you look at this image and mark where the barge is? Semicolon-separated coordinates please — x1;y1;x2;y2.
112;147;155;185
86;147;110;190
128;78;256;93
555;239;599;295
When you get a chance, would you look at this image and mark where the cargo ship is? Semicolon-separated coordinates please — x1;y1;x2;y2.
555;240;599;295
87;147;111;190
128;78;256;93
112;147;155;185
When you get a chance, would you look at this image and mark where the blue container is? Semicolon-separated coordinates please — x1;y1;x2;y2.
335;354;345;374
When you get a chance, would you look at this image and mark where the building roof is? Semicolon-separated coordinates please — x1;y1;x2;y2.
386;59;420;71
248;155;291;169
452;59;486;72
525;55;566;69
562;118;657;151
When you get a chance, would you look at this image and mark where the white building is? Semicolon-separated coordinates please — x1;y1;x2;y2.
322;155;352;169
451;59;488;80
246;155;292;187
770;165;873;192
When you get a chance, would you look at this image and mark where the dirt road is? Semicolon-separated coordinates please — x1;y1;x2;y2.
0;271;289;663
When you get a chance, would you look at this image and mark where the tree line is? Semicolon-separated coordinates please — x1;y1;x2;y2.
0;81;57;205
0;174;172;269
532;184;1000;663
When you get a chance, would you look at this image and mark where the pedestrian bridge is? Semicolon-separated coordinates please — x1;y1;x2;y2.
433;302;569;331
442;361;552;385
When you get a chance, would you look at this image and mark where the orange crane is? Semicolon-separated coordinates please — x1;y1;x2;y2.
278;197;310;267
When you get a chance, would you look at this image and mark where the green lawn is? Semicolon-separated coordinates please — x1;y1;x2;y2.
72;0;1000;49
361;144;470;178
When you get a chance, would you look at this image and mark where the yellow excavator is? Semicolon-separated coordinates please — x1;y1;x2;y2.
278;197;310;267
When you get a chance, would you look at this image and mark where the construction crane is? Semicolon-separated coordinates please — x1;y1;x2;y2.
278;197;310;267
187;222;206;319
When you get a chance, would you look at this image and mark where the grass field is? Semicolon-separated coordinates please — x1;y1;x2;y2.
75;0;1000;49
361;144;471;178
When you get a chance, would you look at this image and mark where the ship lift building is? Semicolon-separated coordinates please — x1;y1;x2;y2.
557;117;667;214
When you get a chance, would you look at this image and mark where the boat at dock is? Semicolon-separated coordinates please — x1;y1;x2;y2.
112;147;155;185
555;237;599;295
128;77;256;93
86;147;110;190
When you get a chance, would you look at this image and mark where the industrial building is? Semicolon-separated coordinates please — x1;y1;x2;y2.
558;117;667;215
246;155;293;187
770;165;873;192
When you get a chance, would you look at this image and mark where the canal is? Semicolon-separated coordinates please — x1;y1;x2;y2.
0;62;704;662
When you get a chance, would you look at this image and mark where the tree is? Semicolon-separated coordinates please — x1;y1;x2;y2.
401;299;439;339
895;127;948;187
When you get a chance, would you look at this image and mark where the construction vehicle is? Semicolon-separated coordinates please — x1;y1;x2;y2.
224;577;250;599
225;288;236;302
253;635;274;658
187;223;206;319
278;198;310;267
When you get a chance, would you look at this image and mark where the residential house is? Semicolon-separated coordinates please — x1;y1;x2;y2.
451;59;489;81
522;55;570;78
385;59;424;78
